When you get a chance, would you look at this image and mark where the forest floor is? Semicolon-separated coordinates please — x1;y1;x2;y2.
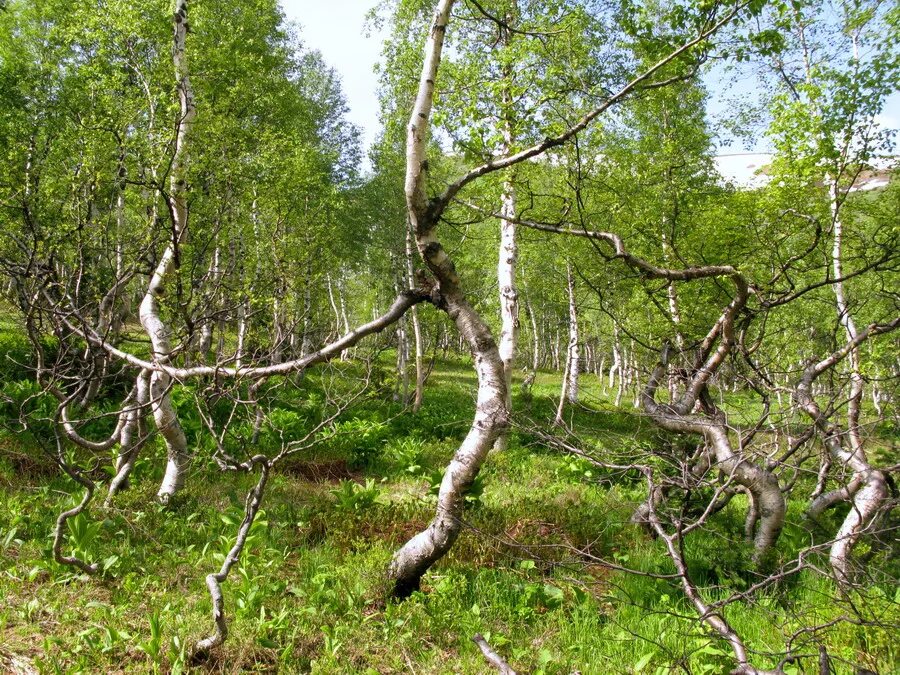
0;354;897;674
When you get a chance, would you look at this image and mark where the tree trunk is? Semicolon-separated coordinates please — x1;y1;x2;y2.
524;289;539;372
300;256;313;357
388;0;509;597
327;273;342;341
198;246;220;361
794;324;896;587
494;172;518;449
566;265;579;404
139;0;195;503
394;275;410;403
554;263;578;425
493;6;519;451
406;226;425;410
644;363;785;564
829;177;864;455
106;370;152;506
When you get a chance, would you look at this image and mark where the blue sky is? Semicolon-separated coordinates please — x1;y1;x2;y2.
280;0;387;151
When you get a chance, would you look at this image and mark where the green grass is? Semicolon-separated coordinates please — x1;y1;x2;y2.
0;355;898;674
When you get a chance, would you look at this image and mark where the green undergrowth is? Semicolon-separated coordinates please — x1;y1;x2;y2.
0;357;897;674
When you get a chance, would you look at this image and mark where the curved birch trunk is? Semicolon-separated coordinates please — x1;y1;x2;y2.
793;319;899;587
192;457;270;657
106;370;152;506
139;0;195;503
388;0;509;597
640;274;785;564
643;362;785;563
384;0;747;598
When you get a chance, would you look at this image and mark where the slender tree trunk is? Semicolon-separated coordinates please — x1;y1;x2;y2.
494;174;518;448
554;334;572;426
614;329;625;407
552;326;560;371
113;145;129;333
406;226;425;410
327;273;342;341
140;0;195;503
554;264;578;424
494;5;519;451
235;299;248;369
389;0;509;597
795;324;895;587
300;257;313;357
644;362;785;564
608;324;619;389
106;370;152;505
198;246;219;361
663;233;683;400
525;291;540;372
567;273;579;405
337;276;352;361
394;275;410;403
829;178;863;454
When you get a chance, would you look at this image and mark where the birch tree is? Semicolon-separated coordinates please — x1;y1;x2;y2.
385;0;762;595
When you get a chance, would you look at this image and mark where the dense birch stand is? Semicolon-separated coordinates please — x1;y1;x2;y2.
14;0;898;669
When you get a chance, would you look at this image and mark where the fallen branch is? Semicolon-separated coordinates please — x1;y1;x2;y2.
192;455;270;658
472;634;517;675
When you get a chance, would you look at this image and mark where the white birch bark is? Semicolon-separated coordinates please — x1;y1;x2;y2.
139;0;195;503
608;325;620;389
794;319;899;587
406;226;425;410
494;174;517;448
388;0;509;596
235;299;248;369
525;291;539;372
105;370;151;506
554;263;578;425
662;234;683;400
829;178;864;453
493;4;519;451
554;332;572;426
644;350;785;563
566;265;579;404
300;257;313;357
326;273;342;340
394;275;410;403
198;246;220;361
